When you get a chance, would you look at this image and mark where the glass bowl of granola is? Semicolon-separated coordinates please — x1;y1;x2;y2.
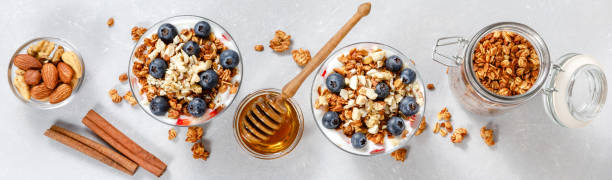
8;37;85;109
310;42;426;156
128;15;242;126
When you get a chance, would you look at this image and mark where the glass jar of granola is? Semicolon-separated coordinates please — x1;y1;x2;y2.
432;22;607;128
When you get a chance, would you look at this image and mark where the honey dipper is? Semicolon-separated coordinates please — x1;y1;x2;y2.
240;2;372;143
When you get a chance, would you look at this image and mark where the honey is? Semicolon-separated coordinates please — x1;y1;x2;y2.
233;89;303;159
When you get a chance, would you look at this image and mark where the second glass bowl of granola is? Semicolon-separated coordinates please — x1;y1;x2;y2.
310;42;426;156
128;15;242;126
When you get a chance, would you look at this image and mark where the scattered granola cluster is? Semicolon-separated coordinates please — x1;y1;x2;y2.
168;128;177;140
254;44;264;51
259;30;312;67
123;92;137;106
191;142;210;160
185;126;203;143
186;127;209;160
107;17;114;27
108;88;137;106
131;26;147;41
390;148;407;162
108;89;122;103
451;128;467;143
426;83;435;90
415;117;426;136
432;107;467;143
119;73;128;82
473;31;540;96
315;47;424;146
437;107;451;120
269;30;291;52
291;48;311;66
480;126;495;146
131;22;240;119
167;127;209;160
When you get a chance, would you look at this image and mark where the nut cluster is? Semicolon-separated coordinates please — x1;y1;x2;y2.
473;31;540;96
13;40;82;104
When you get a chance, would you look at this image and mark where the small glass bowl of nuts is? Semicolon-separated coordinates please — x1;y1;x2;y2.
128;15;242;126
8;37;85;109
310;42;426;156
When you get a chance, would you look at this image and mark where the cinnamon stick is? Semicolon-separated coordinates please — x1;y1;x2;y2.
83;110;167;177
50;125;138;174
44;129;134;175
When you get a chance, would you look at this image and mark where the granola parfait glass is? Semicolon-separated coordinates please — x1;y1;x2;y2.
8;37;85;109
128;15;242;126
433;22;607;128
310;42;426;156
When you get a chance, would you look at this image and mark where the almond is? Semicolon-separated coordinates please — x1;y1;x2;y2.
13;54;42;70
57;62;74;84
24;70;41;85
42;63;59;89
30;84;53;100
61;51;82;78
49;84;72;104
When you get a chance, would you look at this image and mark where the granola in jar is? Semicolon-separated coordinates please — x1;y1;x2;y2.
312;43;425;155
472;31;539;96
129;16;242;126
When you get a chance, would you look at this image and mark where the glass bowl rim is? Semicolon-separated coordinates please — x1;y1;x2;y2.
127;15;243;127
309;41;426;156
7;37;85;109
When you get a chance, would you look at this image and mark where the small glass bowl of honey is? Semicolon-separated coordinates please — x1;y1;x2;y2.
233;88;304;159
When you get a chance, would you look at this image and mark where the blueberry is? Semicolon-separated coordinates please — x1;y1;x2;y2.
187;98;207;117
149;58;167;79
194;21;211;38
351;132;367;149
325;73;345;94
219;50;240;69
399;96;419;116
385;55;403;72
375;82;390;99
387;116;405;136
400;68;416;84
182;41;200;57
199;69;218;90
158;23;178;44
150;96;170;116
322;111;341;129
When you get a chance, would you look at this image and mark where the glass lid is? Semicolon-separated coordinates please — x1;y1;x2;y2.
543;53;607;128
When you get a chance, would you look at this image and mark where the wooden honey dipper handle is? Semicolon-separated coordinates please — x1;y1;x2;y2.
281;2;371;99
